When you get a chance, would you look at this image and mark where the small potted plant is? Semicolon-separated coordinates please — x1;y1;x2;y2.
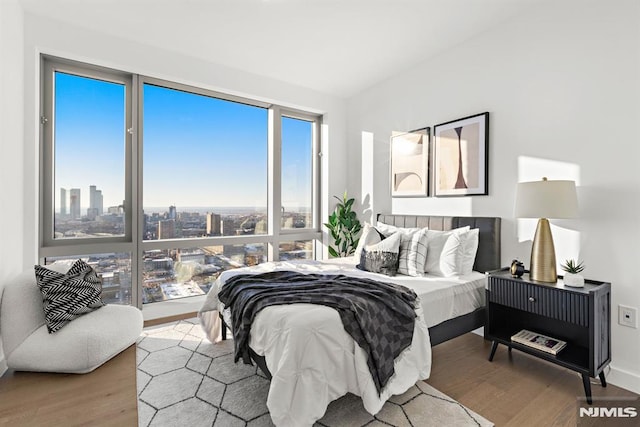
561;259;585;287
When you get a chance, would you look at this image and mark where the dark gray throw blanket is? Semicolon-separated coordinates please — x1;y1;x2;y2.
217;270;418;394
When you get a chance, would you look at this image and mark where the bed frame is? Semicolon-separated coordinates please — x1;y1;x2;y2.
222;214;502;379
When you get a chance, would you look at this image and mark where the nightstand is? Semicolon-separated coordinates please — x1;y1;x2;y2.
485;271;611;404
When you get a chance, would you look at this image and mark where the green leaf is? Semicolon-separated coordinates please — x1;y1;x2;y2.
345;198;354;210
561;259;584;274
328;246;339;258
328;212;338;225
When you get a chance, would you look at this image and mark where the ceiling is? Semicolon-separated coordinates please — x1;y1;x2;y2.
19;0;546;98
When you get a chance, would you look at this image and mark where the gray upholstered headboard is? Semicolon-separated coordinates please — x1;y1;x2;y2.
377;214;502;273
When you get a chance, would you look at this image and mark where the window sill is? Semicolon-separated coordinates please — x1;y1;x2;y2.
142;295;206;322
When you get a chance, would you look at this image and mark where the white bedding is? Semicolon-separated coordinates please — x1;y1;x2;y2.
324;257;486;327
199;258;486;427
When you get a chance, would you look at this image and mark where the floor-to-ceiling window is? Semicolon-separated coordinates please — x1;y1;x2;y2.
40;56;322;308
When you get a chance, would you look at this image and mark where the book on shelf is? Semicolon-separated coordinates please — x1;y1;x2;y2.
511;329;567;355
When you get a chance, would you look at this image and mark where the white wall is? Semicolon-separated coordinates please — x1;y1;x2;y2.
0;0;25;377
347;0;640;393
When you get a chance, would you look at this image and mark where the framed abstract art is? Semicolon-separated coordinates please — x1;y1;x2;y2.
433;112;489;197
390;128;429;197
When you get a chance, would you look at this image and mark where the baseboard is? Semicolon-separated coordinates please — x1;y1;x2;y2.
608;364;640;395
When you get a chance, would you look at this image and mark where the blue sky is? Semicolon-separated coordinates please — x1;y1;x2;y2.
54;73;312;212
282;116;313;211
55;72;125;211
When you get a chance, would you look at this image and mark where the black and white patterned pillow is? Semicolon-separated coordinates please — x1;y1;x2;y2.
357;232;402;276
397;228;429;276
34;259;105;333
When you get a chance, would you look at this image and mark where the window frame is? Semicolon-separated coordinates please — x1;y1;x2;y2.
39;55;323;309
40;57;135;250
279;110;321;233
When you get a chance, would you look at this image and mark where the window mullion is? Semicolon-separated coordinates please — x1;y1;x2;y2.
130;73;142;308
312;118;321;231
40;59;55;248
268;106;282;261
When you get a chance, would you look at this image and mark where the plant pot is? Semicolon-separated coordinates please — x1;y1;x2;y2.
563;272;585;288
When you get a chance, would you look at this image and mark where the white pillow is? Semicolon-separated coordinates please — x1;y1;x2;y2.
459;228;480;275
423;226;470;277
354;223;383;261
397;228;429;277
376;221;421;237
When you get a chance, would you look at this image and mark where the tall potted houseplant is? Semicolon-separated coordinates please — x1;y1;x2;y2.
324;191;362;257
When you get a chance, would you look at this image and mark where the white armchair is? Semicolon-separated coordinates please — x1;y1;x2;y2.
0;270;142;373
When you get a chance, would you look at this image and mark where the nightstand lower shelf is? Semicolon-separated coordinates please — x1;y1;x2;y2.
488;325;590;373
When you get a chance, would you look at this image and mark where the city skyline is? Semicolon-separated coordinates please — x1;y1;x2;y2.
53;72;313;210
54;188;313;215
54;191;312;240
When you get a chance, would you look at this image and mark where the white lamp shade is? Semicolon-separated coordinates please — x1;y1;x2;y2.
515;179;578;219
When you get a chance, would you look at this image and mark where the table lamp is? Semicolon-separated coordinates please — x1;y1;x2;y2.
515;177;578;283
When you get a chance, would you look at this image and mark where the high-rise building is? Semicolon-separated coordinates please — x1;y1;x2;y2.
87;208;99;220
168;205;177;220
255;219;267;234
157;219;176;239
177;248;205;264
70;188;81;219
206;213;221;236
60;188;67;216
90;185;104;215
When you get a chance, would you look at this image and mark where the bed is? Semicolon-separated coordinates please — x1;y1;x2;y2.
199;214;501;426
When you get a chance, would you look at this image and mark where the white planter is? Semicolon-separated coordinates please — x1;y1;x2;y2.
564;272;585;288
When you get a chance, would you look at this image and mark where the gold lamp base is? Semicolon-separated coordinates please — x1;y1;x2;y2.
529;218;557;283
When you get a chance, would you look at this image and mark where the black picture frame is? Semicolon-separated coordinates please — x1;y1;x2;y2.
433;112;489;197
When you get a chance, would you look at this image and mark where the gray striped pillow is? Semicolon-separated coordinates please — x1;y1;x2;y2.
397;228;429;277
34;259;105;333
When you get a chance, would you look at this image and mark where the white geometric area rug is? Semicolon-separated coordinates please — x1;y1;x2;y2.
137;319;493;427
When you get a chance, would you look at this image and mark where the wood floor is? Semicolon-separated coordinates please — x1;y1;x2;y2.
429;334;638;426
0;332;637;426
0;346;138;426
